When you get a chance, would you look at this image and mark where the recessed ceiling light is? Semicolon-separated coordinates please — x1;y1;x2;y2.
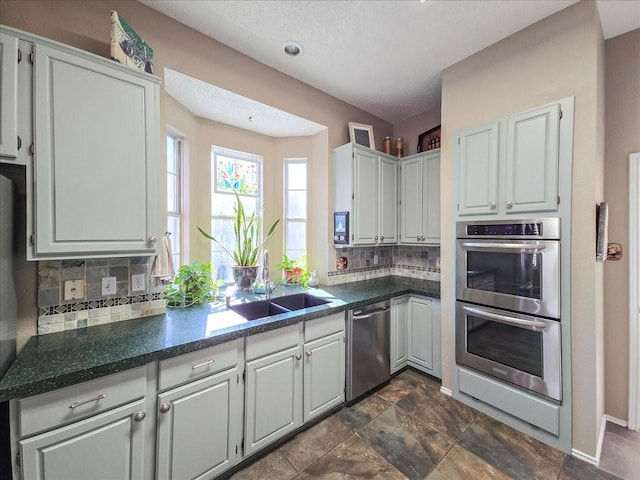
283;41;303;57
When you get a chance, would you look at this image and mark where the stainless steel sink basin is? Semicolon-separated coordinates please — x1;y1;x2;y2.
228;300;290;320
271;293;330;311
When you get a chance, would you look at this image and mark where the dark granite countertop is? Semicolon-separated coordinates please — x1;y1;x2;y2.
0;276;439;402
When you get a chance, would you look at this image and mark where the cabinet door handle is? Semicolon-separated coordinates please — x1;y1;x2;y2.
69;393;106;409
489;202;497;210
374;236;379;241
505;201;513;209
295;353;302;361
380;236;384;241
159;403;171;414
192;359;214;370
17;136;22;150
306;351;312;357
133;412;146;422
416;235;421;241
147;236;157;245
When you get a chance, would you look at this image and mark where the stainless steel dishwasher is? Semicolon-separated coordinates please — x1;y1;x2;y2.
346;300;391;401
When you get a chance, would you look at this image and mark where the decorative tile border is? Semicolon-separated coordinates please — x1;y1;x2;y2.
37;292;167;334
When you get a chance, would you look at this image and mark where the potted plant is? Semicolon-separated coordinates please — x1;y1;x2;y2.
198;191;279;288
166;262;225;307
276;254;310;286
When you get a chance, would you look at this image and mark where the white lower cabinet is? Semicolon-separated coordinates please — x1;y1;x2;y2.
303;315;346;422
390;296;441;378
20;400;147;480
17;367;149;480
390;296;409;373
244;315;345;458
156;340;243;480
156;369;240;480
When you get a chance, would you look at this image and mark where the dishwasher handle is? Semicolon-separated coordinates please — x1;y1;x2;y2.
352;306;390;320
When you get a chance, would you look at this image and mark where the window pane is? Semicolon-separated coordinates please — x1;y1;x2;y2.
212;191;258;218
287;191;306;219
287;163;306;189
211;251;234;283
215;155;259;196
167;174;178;213
167;137;177;173
167;215;180;262
286;221;306;252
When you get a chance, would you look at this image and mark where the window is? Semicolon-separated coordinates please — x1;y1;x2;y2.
284;159;307;262
211;146;262;283
167;135;182;267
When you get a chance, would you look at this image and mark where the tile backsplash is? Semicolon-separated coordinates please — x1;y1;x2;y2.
37;257;166;334
328;245;440;285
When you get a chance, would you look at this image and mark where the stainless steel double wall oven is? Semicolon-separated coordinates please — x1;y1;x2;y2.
455;218;562;402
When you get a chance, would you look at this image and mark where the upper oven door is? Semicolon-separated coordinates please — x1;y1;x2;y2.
456;238;560;319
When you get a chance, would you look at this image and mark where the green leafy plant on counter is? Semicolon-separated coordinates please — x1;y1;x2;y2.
276;254;310;286
166;262;225;308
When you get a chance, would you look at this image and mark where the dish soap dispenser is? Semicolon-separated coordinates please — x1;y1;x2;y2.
308;270;319;287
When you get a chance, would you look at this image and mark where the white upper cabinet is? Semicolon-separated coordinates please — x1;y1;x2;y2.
504;104;560;213
0;31;20;162
457;122;500;216
27;36;161;259
457;100;567;218
333;143;398;246
400;150;440;244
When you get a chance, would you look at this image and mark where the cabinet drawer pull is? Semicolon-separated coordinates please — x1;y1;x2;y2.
159;403;171;414
192;359;214;370
68;393;106;409
133;412;146;422
305;351;312;357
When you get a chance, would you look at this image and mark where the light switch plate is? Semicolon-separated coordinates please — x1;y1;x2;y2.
64;280;85;300
102;277;117;296
131;273;146;292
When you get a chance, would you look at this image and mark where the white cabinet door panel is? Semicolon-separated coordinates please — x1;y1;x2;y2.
458;123;499;216
400;157;423;242
0;32;19;161
245;345;302;456
425;155;441;242
379;156;398;243
303;331;345;422
20;400;146;480
156;369;239;480
31;42;158;257
391;296;409;373
353;149;378;244
408;298;433;371
505;104;560;213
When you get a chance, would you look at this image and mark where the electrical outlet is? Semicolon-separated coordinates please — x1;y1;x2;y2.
64;280;85;300
131;273;145;292
436;257;441;268
102;277;117;296
373;255;379;265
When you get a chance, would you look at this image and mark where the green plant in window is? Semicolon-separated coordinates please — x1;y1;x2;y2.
276;254;310;286
198;190;279;266
166;262;225;308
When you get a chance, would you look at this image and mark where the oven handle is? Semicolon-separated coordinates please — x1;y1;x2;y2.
461;242;547;251
462;306;548;331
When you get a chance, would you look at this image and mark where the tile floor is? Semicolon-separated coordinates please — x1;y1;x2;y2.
229;369;631;479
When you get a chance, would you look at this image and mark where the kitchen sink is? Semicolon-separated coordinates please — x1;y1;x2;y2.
228;300;290;320
229;293;330;320
271;293;330;311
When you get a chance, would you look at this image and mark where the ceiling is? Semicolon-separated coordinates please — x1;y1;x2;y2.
143;0;640;135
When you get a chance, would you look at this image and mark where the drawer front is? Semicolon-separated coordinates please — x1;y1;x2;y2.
245;323;302;361
19;366;147;438
159;339;240;391
304;313;345;342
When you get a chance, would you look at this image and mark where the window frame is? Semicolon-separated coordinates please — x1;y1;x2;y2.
166;133;183;267
284;158;308;262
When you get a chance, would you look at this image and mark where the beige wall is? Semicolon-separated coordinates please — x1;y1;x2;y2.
393;106;442;155
441;1;605;456
0;0;393;283
604;28;640;421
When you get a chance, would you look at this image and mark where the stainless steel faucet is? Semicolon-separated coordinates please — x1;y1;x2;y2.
262;249;270;299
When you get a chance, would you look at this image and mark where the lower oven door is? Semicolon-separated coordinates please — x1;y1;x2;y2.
455;302;562;402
